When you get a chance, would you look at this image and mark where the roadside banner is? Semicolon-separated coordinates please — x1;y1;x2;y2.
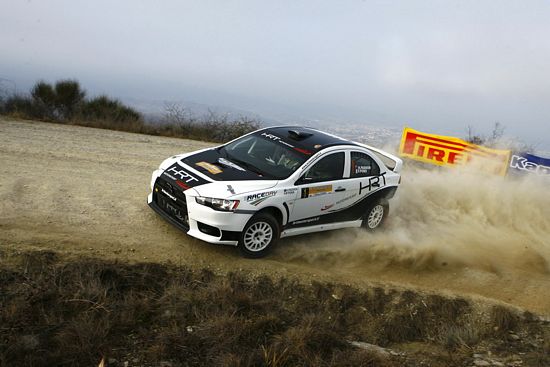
509;152;550;176
399;127;511;176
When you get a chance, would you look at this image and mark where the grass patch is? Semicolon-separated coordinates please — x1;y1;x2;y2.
0;250;547;366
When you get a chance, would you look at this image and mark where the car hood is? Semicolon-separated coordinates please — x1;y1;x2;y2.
159;149;279;197
182;148;272;182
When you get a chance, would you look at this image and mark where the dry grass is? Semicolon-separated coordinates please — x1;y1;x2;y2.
490;305;519;335
0;250;548;366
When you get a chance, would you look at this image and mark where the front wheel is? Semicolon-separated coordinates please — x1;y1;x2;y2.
362;202;389;231
238;213;279;258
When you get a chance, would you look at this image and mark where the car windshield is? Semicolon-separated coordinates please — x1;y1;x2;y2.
219;134;309;179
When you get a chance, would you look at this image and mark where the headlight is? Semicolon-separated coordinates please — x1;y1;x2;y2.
195;197;240;211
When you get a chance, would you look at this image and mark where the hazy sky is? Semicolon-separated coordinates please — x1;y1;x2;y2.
2;0;550;147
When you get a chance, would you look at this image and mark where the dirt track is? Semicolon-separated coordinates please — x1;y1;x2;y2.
1;117;549;315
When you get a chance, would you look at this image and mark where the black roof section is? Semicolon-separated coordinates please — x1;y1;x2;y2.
259;126;359;153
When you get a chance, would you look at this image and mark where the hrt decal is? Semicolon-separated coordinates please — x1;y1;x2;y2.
166;166;199;183
261;132;311;152
359;174;386;195
261;132;282;142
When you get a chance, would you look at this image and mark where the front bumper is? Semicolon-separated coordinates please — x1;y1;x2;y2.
148;177;254;246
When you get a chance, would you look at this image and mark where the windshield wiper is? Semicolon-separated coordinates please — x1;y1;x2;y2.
217;157;246;171
225;154;274;178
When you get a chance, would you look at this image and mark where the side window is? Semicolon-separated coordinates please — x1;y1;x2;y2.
350;152;380;178
302;152;345;183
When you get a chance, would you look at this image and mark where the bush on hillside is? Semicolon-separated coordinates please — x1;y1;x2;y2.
1;94;41;118
160;103;261;142
0;78;262;143
79;95;141;123
53;79;86;119
0;79;142;128
29;79;86;121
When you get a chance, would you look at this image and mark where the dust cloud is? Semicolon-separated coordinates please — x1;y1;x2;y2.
284;167;550;275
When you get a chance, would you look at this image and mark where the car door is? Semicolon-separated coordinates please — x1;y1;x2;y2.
334;150;384;220
288;151;347;226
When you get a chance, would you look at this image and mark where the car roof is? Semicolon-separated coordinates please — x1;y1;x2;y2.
260;126;360;152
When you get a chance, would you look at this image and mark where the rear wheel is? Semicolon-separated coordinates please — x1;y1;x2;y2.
238;213;279;258
362;201;389;231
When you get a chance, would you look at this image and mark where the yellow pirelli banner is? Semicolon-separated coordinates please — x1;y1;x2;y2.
399;127;511;176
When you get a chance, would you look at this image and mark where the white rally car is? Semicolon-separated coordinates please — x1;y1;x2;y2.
148;127;402;257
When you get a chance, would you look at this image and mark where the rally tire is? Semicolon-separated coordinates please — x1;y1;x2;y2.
238;213;280;258
362;201;389;231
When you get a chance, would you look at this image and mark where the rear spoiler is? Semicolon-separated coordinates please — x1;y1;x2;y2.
359;143;403;173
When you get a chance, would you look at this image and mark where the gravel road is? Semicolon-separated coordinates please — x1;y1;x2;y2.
1;117;549;315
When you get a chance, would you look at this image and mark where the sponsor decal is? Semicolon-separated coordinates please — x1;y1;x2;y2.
261;132;312;155
284;188;298;195
246;190;277;206
227;185;236;195
335;193;357;205
161;188;177;202
217;157;246;171
262;132;285;142
301;185;332;199
509;153;550;175
359;175;386;195
355;165;371;174
195;161;222;174
292;217;320;225
166;166;200;183
399;127;511;176
321;204;334;211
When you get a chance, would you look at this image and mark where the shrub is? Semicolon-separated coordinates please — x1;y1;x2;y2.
2;80;87;121
2;94;40;118
53;79;86;120
79;95;141;123
28;79;86;121
30;81;57;119
160;104;261;143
